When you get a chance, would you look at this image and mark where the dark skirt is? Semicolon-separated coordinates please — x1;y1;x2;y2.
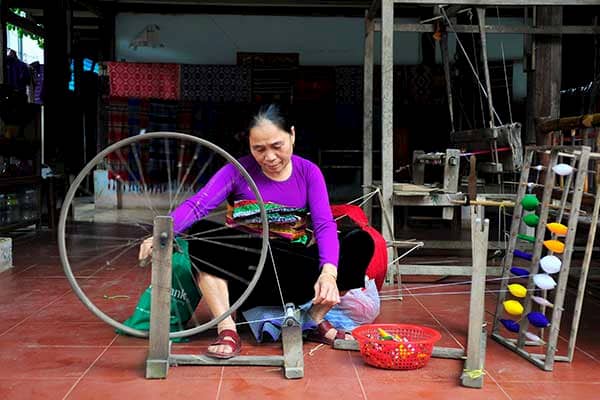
185;220;375;310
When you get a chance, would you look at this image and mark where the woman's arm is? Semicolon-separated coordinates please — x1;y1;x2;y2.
170;163;239;234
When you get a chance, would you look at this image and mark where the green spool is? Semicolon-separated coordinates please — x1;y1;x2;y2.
521;194;539;211
517;233;536;243
523;213;540;227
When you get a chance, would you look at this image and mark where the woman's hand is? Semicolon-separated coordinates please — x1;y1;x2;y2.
138;237;153;266
312;263;340;306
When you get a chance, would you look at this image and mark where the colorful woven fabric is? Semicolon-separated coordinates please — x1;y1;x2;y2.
232;199;306;219
180;65;251;103
107;62;180;100
226;200;308;241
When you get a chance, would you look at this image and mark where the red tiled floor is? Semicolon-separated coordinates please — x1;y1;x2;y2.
65;378;222;400
0;346;105;380
2;228;600;400
0;321;117;347
0;378;78;400
501;381;600;400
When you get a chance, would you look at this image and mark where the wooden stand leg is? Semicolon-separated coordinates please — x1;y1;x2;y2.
146;216;173;379
281;303;304;379
461;206;488;388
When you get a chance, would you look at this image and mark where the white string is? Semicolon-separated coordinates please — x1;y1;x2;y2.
267;242;287;312
377;273;530;295
496;6;513;124
440;7;503;126
379;288;520;300
233;315;286;327
387;242;424;267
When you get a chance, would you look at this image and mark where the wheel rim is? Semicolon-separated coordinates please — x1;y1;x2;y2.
58;131;269;338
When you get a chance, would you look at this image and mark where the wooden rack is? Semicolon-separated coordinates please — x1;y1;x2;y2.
491;145;600;371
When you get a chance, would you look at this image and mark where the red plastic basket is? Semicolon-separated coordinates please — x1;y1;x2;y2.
352;324;441;370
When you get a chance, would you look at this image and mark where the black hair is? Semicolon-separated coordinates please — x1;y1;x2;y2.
248;104;293;135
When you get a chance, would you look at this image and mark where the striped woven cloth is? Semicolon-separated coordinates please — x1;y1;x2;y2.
226;200;308;242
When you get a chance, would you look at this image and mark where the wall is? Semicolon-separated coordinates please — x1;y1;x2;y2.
115;13;527;98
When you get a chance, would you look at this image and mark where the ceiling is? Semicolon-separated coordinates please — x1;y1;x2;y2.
5;1;599;60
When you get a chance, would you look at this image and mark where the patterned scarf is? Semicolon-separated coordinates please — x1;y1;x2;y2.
226;200;308;243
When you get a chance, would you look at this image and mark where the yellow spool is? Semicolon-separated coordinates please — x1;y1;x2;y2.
547;222;568;236
503;300;524;316
544;240;565;254
507;283;527;298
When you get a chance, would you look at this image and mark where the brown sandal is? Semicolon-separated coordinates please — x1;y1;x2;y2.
306;320;350;346
205;329;242;359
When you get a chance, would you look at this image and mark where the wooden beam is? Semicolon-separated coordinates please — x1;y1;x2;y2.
72;0;106;18
393;0;599;5
537;113;600;133
0;1;7;85
6;11;45;37
114;0;372;7
373;21;600;34
333;340;467;360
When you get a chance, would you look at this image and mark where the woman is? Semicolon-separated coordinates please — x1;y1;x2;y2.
139;104;374;359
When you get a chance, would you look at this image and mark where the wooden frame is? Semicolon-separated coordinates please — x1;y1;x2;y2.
146;216;305;380
336;205;490;388
491;146;600;371
363;2;599;270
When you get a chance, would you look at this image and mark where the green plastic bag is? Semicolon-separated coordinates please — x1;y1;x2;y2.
117;238;201;338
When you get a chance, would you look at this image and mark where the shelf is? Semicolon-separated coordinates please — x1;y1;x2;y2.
0;175;41;188
0;218;39;232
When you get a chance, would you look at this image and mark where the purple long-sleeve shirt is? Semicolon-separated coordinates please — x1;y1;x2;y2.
170;154;339;268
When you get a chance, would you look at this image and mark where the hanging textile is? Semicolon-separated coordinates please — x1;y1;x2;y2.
104;98;195;185
335;66;363;105
30;62;44;104
180;65;251;103
107;62;180;100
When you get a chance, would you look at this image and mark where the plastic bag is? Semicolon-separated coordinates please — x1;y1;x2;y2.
336;278;380;326
117;238;201;339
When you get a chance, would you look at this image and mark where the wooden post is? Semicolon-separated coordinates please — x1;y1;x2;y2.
567;160;600;361
412;150;425;186
363;11;374;222
146;216;174;379
533;6;563;146
381;0;394;260
461;206;488;388
442;149;460;220
0;1;7;85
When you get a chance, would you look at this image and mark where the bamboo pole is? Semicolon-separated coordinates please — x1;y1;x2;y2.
537;113;600;134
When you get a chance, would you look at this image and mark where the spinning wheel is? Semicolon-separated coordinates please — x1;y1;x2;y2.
58;132;270;339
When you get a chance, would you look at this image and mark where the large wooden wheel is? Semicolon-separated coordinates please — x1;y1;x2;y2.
58;132;269;339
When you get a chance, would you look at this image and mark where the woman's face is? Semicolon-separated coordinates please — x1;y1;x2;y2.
249;120;295;179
